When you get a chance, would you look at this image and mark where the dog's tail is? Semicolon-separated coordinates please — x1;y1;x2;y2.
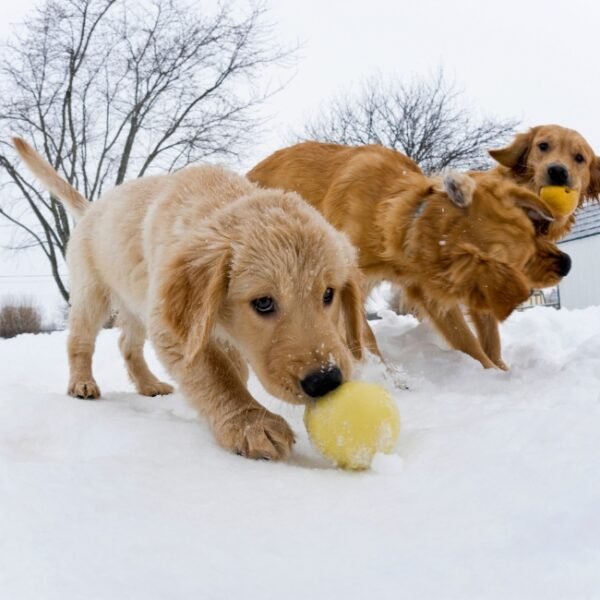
12;137;90;221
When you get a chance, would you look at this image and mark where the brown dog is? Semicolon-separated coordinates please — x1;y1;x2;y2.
248;142;571;369
488;124;600;240
13;137;366;460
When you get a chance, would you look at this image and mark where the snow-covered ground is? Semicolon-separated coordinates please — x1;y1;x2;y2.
1;306;600;599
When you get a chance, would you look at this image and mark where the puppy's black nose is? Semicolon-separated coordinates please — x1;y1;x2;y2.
557;252;571;277
547;164;569;186
301;366;343;398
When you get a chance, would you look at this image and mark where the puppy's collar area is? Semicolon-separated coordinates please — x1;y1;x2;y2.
403;197;430;260
412;198;429;221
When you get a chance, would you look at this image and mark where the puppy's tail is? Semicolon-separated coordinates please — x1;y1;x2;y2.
12;137;90;221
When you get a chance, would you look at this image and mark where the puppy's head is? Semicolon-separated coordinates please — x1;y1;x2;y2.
489;125;600;204
441;175;571;319
161;189;364;405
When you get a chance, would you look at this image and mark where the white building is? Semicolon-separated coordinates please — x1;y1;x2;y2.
558;203;600;309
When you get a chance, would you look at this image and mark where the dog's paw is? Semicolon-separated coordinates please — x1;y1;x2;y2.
442;172;475;208
217;409;295;460
137;380;175;397
68;379;101;399
494;359;509;371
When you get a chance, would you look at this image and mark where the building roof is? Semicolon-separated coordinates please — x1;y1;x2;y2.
560;202;600;243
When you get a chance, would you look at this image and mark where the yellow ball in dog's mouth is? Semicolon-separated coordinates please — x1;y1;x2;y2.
540;186;579;216
304;381;400;470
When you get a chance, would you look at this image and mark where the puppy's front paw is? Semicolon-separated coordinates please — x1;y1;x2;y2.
68;379;101;399
217;409;295;460
137;380;174;397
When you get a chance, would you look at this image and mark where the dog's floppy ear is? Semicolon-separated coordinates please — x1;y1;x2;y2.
475;260;531;321
447;243;531;321
512;187;555;223
340;271;365;360
584;155;600;202
525;238;568;289
160;240;230;366
489;129;536;173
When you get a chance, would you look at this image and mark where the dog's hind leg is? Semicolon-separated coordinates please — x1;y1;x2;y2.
117;308;174;396
67;281;111;399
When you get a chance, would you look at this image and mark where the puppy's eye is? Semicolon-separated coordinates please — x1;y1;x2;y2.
251;296;276;314
575;153;585;164
538;142;549;152
323;287;334;305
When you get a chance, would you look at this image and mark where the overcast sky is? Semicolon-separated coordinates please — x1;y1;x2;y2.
257;0;600;167
1;0;600;278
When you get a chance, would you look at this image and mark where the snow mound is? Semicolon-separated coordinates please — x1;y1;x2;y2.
1;306;599;599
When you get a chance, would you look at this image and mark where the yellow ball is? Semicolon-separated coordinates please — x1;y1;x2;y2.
304;381;400;470
540;186;579;216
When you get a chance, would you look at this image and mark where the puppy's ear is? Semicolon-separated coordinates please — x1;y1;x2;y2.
340;272;365;360
584;155;600;202
447;244;531;321
489;129;535;172
160;241;230;366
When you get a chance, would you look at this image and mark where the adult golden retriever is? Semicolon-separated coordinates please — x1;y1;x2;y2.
248;142;571;370
13;137;366;460
488;124;600;240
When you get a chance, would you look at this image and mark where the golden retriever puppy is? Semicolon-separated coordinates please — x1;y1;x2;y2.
248;142;571;370
13;137;365;460
488;124;600;240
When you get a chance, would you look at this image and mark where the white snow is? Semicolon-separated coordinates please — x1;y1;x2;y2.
1;306;600;599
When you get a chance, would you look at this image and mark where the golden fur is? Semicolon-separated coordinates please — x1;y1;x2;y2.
488;124;600;240
13;137;366;460
248;142;571;370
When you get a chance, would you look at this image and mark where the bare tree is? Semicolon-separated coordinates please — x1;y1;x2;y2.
0;0;293;302
303;70;518;175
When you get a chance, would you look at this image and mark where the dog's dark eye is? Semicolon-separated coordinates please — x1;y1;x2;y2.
251;296;276;314
323;287;334;305
575;153;585;164
538;142;549;152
